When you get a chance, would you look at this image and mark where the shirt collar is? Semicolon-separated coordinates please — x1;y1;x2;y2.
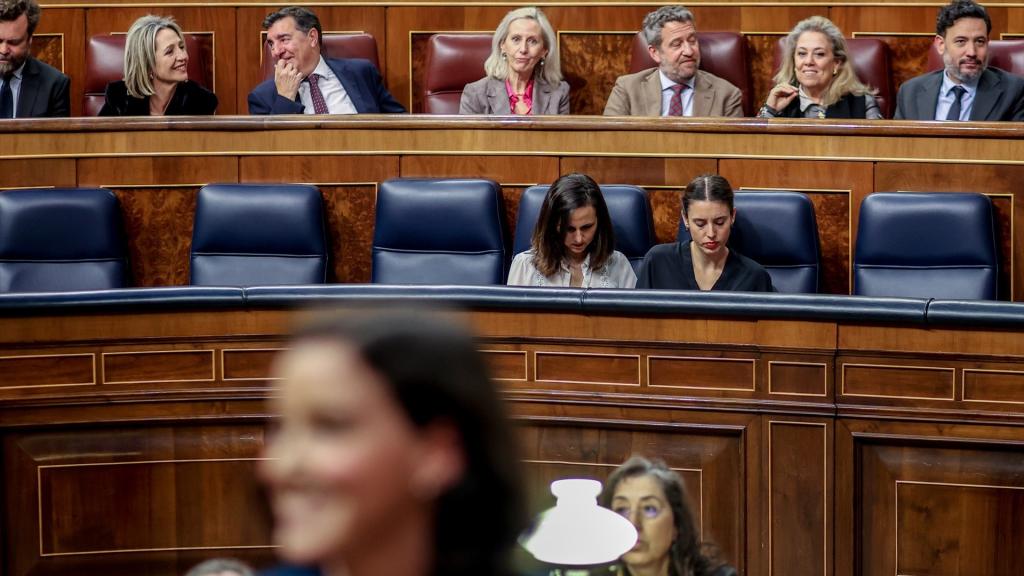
659;70;695;92
797;85;823;113
310;56;333;81
940;69;979;97
6;60;26;81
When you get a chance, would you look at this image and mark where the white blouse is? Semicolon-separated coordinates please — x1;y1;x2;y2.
507;249;637;288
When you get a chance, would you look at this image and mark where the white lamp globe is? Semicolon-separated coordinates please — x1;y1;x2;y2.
521;478;639;565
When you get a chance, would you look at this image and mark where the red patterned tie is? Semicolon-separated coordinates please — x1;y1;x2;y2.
667;84;686;117
308;73;329;114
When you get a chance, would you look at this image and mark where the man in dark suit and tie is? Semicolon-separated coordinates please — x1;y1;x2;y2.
0;0;70;118
248;6;405;115
895;0;1024;121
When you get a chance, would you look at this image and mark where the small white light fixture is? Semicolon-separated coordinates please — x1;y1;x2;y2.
521;478;639;565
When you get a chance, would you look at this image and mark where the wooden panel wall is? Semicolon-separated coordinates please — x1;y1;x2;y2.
31;2;1024;116
3;305;1024;575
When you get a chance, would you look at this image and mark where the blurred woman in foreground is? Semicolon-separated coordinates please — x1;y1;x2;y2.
259;309;524;576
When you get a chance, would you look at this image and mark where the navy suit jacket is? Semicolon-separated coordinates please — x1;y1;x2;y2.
16;57;70;118
248;57;405;114
894;67;1024;121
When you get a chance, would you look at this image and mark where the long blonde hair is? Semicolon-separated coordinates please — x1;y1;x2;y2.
123;15;186;99
483;6;562;85
774;16;874;107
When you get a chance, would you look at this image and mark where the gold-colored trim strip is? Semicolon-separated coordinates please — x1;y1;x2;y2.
533;350;642;387
481;349;529;381
101;349;216;385
0;352;96;389
38;457;274;557
767;420;828;576
840;362;956;401
220;347;287;381
767;360;828;397
646;355;756;391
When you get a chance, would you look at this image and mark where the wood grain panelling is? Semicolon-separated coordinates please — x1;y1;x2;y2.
0;159;75;189
236;6;388;115
963;369;1024;404
875;162;1023;301
5;425;273;576
768;420;830;576
768;361;828;396
559;33;632;116
720;160;869;295
35;9;85;116
85;7;237;114
103;350;214;384
842;363;955;401
896;481;1024;576
518;422;743;571
483;350;528;381
648;356;755;391
856;438;1024;576
535;352;640;386
0;354;94;389
747;35;787;111
222;348;282;381
400;155;557;183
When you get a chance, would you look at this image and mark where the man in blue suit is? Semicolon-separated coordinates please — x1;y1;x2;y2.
248;6;405;115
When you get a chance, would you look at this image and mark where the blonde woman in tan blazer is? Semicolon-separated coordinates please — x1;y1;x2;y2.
460;7;570;115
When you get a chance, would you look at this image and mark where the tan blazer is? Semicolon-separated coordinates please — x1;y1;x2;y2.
603;68;743;117
460;76;570;115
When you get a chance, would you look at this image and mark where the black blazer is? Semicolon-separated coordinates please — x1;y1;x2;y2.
16;57;70;117
99;80;218;116
776;92;868;119
894;67;1024;121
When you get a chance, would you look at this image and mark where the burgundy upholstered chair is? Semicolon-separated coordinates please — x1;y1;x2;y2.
260;32;380;80
84;34;213;116
772;36;894;118
926;39;1024;76
422;34;493;114
629;31;753;116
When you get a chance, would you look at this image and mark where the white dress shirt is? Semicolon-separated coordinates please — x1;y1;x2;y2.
934;72;977;121
299;56;357;115
2;61;26;118
507;250;637;288
659;70;695;117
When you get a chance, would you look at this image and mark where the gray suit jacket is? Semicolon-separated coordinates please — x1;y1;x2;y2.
603;68;743;117
894;67;1024;121
17;57;70;118
459;76;570;115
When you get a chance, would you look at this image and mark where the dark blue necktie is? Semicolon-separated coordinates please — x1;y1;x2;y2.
0;73;13;119
946;85;966;121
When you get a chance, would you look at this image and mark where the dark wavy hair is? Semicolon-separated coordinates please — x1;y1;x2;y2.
936;0;991;36
682;174;735;217
599;456;730;576
0;0;40;36
291;309;526;576
530;173;615;277
262;6;324;52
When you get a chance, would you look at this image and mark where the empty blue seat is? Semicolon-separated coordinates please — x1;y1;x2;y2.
190;184;327;286
0;188;128;293
372;178;506;285
514;184;655;273
677;191;820;293
854;192;997;299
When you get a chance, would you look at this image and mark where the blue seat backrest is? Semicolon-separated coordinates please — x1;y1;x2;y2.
190;183;327;286
513;184;655;273
677;191;820;293
0;188;128;293
854;192;997;300
372;178;506;285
